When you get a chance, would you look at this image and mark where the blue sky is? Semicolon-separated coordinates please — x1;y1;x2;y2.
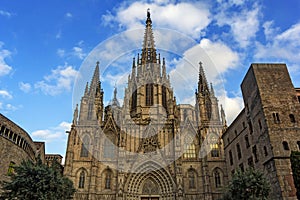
0;0;300;158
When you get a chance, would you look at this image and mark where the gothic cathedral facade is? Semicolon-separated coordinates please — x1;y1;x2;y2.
64;11;228;200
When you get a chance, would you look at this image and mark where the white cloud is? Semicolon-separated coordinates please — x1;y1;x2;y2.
0;42;13;76
0;90;12;99
19;82;31;93
215;2;261;47
199;39;239;73
255;22;300;63
169;38;239;93
72;46;86;59
34;64;78;96
57;48;65;57
102;1;211;38
56;30;62;39
65;12;72;18
0;10;12;18
32;121;71;143
5;103;18;111
218;92;244;125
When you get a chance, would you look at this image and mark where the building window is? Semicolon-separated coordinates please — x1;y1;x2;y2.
79;171;85;188
237;143;242;160
242;122;246;129
289;114;296;123
214;170;221;188
162;85;167;109
258;119;262;130
239;163;244;172
248;121;253;134
184;143;196;159
183;136;196;159
80;135;89;157
272;112;280;123
229;150;233;166
7;161;15;176
264;146;268;156
188;169;196;189
210;135;219;157
253;145;258;162
297;141;300;150
245;135;250;148
131;88;137;110
103;138;115;158
248;157;254;167
234;130;237;136
105;170;112;189
282;141;290;150
145;84;153;106
87;103;93;120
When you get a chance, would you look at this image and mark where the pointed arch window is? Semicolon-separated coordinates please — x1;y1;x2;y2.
214;170;221;188
131;87;137;110
210;135;220;157
162;85;167;109
183;136;196;159
80;135;89;157
87;103;93;120
188;169;196;189
105;170;112;189
103;138;115;158
79;171;85;188
146;84;153;106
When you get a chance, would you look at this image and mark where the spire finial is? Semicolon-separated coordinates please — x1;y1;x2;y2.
147;8;150;18
210;83;215;97
220;104;227;127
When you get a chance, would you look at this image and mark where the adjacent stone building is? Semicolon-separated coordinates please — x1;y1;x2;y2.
0;113;63;184
64;11;228;200
222;63;300;200
0;113;40;183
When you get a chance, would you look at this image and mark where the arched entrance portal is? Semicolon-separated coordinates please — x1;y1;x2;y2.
141;178;160;200
125;161;175;200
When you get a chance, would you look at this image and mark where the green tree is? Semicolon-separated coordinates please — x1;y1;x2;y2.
0;158;75;200
221;168;270;200
290;151;300;200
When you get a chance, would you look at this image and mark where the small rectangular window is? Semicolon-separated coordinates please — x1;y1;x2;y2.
258;119;262;130
239;163;244;172
237;143;242;160
252;145;258;162
248;157;254;167
272;112;280;123
229;150;233;166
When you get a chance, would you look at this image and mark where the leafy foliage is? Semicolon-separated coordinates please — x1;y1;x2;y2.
0;158;75;200
291;151;300;200
220;168;270;200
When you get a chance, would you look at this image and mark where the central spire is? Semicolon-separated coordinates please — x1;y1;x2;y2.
141;9;157;65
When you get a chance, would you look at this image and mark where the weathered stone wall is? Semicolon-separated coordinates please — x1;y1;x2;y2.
223;63;300;200
0;114;37;183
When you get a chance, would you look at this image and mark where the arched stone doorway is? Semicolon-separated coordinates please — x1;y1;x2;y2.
141;178;160;200
124;161;175;200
